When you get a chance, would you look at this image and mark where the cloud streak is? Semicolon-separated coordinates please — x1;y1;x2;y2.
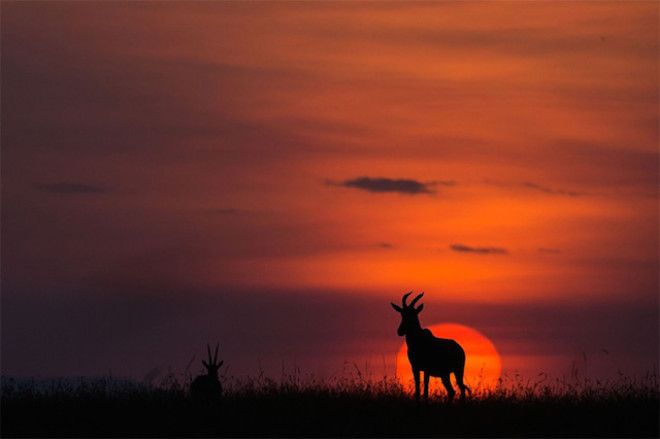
484;179;584;197
450;244;508;255
333;176;437;195
35;182;107;195
522;182;582;197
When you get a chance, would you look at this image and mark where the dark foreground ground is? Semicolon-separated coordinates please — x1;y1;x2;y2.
2;375;658;437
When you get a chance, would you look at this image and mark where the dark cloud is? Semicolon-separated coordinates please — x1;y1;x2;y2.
450;244;508;255
522;182;582;197
538;247;561;254
375;242;395;249
334;176;435;195
34;182;107;194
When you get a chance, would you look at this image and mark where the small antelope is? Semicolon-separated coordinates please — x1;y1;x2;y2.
391;292;470;401
190;343;223;401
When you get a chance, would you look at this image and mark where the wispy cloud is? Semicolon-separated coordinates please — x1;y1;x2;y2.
522;182;582;197
330;176;438;195
375;242;395;249
34;182;107;195
450;244;508;255
484;180;584;197
538;247;561;254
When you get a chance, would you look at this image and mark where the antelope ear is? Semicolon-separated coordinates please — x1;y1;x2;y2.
391;303;403;312
415;304;424;313
218;361;224;367
202;360;210;368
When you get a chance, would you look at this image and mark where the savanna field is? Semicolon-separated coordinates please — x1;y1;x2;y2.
2;371;658;437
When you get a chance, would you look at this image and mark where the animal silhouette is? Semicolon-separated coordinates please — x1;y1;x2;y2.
190;343;223;402
391;292;470;401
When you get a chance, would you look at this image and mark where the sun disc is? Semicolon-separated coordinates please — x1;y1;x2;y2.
395;323;501;393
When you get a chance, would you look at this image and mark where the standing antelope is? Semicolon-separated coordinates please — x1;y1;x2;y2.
391;292;470;401
190;343;223;401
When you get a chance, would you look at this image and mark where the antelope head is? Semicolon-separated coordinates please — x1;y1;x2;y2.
390;291;424;336
202;343;223;379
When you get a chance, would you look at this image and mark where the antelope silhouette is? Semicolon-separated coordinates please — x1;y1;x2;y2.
391;292;470;401
190;343;223;402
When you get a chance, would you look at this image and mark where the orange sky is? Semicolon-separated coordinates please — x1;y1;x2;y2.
160;1;657;303
2;1;658;381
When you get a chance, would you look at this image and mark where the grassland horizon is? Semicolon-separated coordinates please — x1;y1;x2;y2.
2;368;658;437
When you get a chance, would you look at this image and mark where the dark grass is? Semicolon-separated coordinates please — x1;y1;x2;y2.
2;372;658;437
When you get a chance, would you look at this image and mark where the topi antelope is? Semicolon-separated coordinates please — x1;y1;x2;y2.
391;292;470;401
190;343;223;402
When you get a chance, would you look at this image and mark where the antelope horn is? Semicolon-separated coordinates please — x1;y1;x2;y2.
213;343;219;364
402;291;413;307
207;344;213;363
410;292;424;307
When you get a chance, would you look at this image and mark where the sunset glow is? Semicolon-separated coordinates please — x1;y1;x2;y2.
2;1;657;383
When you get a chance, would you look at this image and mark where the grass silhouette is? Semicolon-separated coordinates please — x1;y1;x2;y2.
2;370;658;437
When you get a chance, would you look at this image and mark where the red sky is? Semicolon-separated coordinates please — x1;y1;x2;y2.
2;1;658;383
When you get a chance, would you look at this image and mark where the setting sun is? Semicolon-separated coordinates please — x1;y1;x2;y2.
396;323;502;393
